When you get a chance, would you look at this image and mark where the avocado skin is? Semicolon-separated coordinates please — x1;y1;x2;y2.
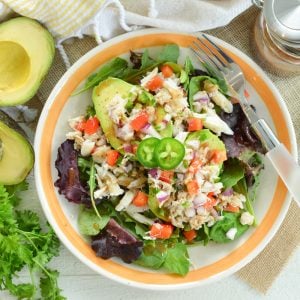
0;119;34;185
0;110;26;136
92;77;135;152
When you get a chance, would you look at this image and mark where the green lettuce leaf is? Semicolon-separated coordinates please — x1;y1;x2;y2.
209;212;249;243
220;158;245;188
78;206;110;236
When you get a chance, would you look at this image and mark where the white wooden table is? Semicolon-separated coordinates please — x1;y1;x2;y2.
1;174;299;300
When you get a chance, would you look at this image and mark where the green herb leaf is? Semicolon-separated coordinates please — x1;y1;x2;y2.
78;206;110;236
85;105;96;118
74;57;128;95
220;158;245;188
88;160;101;219
0;182;65;299
40;268;66;300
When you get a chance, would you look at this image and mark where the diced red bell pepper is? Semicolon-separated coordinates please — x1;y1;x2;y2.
187;118;203;132
84;117;100;135
130;112;149;131
183;229;197;242
106;150;119;166
161;65;174;78
150;223;173;239
186;180;199;196
146;75;163;91
159;170;174;184
132;191;148;207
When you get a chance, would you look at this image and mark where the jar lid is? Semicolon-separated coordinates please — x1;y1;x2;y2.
264;0;300;43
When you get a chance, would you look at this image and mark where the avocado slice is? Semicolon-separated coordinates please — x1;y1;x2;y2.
0;120;34;185
148;188;170;221
0;17;55;106
93;77;135;151
186;129;225;151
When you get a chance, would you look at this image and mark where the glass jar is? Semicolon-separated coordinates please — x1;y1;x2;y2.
251;0;300;74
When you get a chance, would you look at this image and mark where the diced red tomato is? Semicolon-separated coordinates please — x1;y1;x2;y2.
183;229;197;242
75;121;86;132
203;195;218;210
130;112;149;131
161;65;174;78
132;191;148;207
146;75;163;91
224;204;240;213
106;150;119;166
187;118;203;132
186;180;199;196
159;170;174;184
150;223;173;239
188;158;203;174
210;149;227;164
84;117;100;135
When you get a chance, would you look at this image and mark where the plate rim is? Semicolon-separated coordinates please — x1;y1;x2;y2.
34;29;297;290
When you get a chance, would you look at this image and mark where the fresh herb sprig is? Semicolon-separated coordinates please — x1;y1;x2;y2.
0;182;65;300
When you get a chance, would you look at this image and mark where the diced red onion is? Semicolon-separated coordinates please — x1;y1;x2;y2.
162;120;168;125
177;173;184;181
141;125;161;138
141;123;151;130
211;208;219;218
123;144;133;153
175;132;189;143
193;91;210;103
193;194;206;207
222;187;234;196
156;191;169;202
148;168;158;178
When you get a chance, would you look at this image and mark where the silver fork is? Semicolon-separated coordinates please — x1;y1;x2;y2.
191;34;300;206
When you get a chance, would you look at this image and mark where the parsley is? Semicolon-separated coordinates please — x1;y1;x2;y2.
0;183;65;300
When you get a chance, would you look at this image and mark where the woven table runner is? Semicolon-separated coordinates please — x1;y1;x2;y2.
32;5;300;294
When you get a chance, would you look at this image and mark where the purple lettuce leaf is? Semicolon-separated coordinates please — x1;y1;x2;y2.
220;104;265;158
91;218;143;263
54;140;90;204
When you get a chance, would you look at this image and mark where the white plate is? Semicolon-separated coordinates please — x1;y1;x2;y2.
34;29;297;290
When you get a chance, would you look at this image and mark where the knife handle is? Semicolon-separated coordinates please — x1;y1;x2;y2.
267;143;300;207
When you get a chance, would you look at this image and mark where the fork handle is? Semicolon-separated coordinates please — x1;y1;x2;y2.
251;118;300;206
267;143;300;207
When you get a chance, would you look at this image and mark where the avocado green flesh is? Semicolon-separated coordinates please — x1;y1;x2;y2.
0;121;34;185
148;188;169;221
186;129;225;151
92;78;134;151
155;105;173;138
0;17;55;106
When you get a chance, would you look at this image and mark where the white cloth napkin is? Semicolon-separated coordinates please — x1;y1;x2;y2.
0;0;252;40
87;0;253;41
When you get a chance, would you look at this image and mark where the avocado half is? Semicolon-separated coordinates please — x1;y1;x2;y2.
0;17;55;106
0;117;34;185
93;77;134;151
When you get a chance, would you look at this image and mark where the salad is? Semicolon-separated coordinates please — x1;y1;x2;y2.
55;45;264;276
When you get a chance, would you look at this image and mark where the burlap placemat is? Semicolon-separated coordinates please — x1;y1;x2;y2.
31;5;299;294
